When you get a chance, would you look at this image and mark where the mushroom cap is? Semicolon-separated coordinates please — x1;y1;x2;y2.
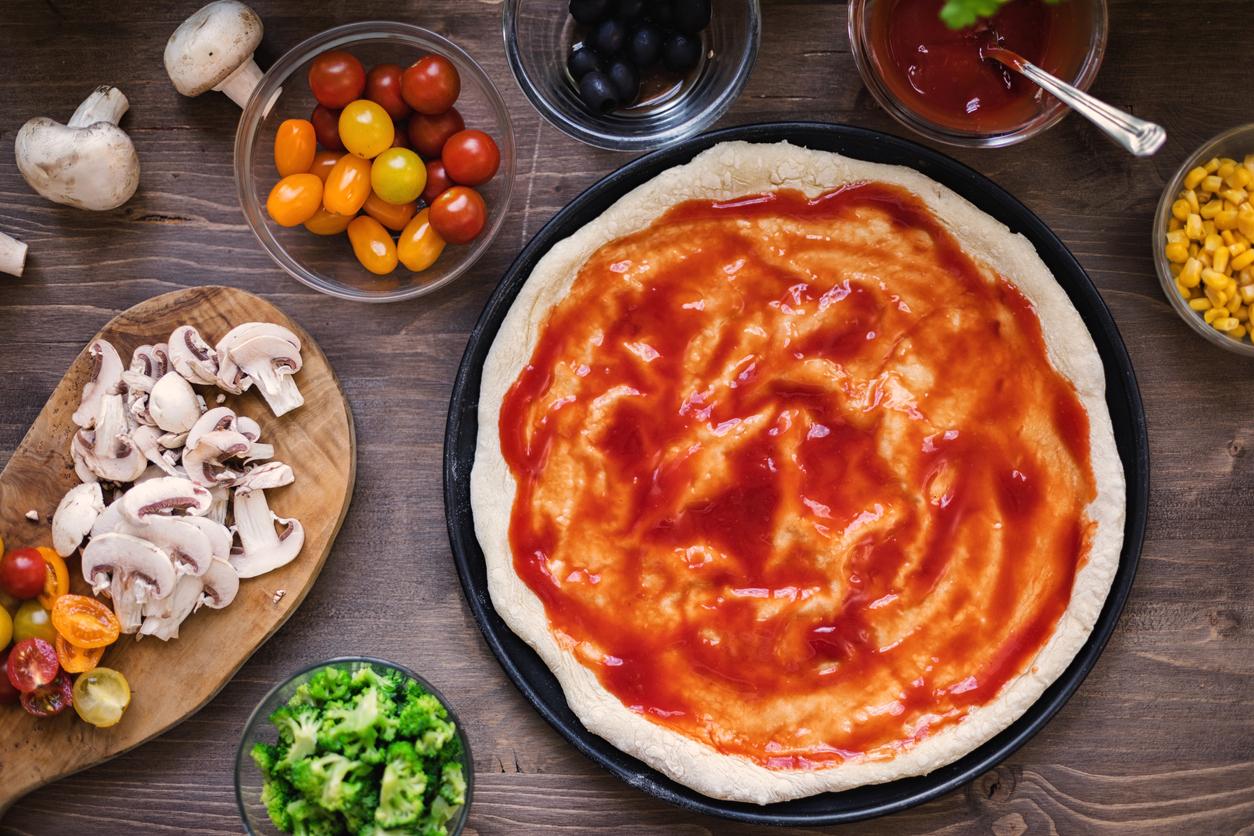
52;481;105;556
120;476;213;521
148;371;203;434
15;118;140;211
81;531;177;599
200;558;240;609
186;406;238;452
165;0;263;96
168;325;220;385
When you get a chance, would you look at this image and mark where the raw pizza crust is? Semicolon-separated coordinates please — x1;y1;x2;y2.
471;141;1126;804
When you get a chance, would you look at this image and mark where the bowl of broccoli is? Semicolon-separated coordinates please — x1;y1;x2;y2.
235;657;472;835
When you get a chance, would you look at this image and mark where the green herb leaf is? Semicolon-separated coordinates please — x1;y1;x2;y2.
939;0;1062;30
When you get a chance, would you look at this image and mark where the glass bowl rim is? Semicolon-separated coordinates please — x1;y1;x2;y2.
500;0;763;152
233;655;475;835
234;21;517;303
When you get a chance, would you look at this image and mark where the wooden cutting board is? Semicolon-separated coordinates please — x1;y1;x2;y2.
0;286;355;812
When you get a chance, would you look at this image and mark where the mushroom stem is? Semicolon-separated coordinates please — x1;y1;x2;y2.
215;58;262;109
68;85;129;128
0;231;27;277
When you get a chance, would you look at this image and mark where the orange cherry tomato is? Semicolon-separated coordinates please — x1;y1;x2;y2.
304;207;354;235
347;216;399;275
55;633;104;674
308;150;342;182
273;118;317;176
322;154;373;216
35;547;68;611
266;173;323;227
363;192;417;232
397;208;446;272
50;594;120;649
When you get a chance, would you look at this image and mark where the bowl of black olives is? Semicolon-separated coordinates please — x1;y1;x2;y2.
503;0;760;151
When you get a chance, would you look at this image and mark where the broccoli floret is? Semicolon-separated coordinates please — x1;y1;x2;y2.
320;686;397;763
372;740;428;829
395;691;455;756
253;741;282;777
286;798;345;836
294;666;353;705
289;752;370;814
271;704;323;769
349;665;402;697
259;772;298;831
438;762;466;809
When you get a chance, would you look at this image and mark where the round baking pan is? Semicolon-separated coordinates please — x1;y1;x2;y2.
443;122;1148;825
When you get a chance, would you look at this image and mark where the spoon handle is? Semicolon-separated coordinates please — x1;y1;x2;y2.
1008;56;1166;156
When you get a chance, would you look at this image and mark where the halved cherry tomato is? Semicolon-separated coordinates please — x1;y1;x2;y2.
347;216;399;275
422;159;453;204
363;192;417;232
303;208;354;236
51;594;121;649
266;173;323;227
339;99;395;159
398;208;447;272
74;667;130;728
12;600;55;643
407;107;463;159
370;148;426;205
1;547;46;599
311;105;344;151
274;118;317;176
55;634;104;674
323;154;373;215
36;547;68;611
366;63;412;120
0;650;18;704
309;50;366;109
23;671;72;718
309;150;342;182
443;129;500;186
429;185;487;245
6;637;58;693
401;55;461;115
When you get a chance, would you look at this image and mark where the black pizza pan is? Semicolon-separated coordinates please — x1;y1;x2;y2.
443;122;1149;825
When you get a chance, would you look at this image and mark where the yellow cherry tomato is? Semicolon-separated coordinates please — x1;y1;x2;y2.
304;207;354;235
363;192;417;232
266;173;323;227
73;667;131;728
347;216;399;275
397;208;446;272
322;154;373;216
0;606;11;648
370;147;426;205
338;99;395;159
273;118;316;176
12;600;55;643
309;150;342;182
35;547;68;611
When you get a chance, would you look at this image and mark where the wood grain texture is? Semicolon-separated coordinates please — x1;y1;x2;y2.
0;1;1251;834
0;286;355;813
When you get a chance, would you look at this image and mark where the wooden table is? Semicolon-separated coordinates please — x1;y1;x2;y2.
1;1;1251;833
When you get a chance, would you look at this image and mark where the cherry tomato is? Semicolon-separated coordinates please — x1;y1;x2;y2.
0;650;18;704
370;148;426;205
0;606;11;649
36;547;68;611
422;159;453;204
323;154;373;215
266;173;324;227
12;600;55;643
309;150;342;182
347;216;399;275
273;118;317;177
22;671;72;718
6;637;58;693
429;186;487;244
308;50;366;109
407;107;464;159
51;594;120;649
365;63;412;120
311;105;344;151
398;208;447;272
303;207;354;236
74;667;131;728
401;55;461;115
443;129;501;186
1;547;46;599
363;192;417;232
55;634;104;674
390;126;410;149
339;99;395;159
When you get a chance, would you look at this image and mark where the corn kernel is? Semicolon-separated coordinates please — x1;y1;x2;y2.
1216;209;1239;231
1169;217;1183;232
1204;306;1226;323
1232;241;1249;257
1185;213;1205;239
1232;249;1254;271
1185;189;1201;212
1218;161;1237;180
1166;242;1189;262
1223;230;1237;246
1214;246;1231;273
1228;167;1252;189
1205;286;1227;307
1202;175;1224;193
1239;285;1254;304
1204;234;1223;254
1171;199;1190;221
1204;267;1232;288
1189;297;1212;311
1223;189;1248;205
1204;157;1221;174
1190;242;1201;258
1233;325;1248;339
1204;219;1217;236
1201;199;1223;219
1179;257;1203;287
1184;166;1208;189
1240;215;1254;239
1166;229;1187;245
1215;317;1240;332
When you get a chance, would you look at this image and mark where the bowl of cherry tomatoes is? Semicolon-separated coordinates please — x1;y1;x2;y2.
235;22;516;302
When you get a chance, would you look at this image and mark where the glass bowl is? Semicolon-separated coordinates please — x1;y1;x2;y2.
1153;123;1254;356
235;657;473;835
847;0;1107;148
502;0;760;152
235;22;516;302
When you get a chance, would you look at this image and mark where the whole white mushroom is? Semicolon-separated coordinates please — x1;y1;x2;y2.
165;1;265;109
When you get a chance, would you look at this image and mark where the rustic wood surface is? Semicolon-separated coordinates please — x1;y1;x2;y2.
0;286;355;813
0;1;1251;833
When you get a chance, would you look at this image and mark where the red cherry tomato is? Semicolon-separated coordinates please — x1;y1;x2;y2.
365;63;412;120
1;548;46;599
442;129;501;186
0;650;19;705
308;50;366;109
6;637;59;693
390;125;410;149
311;105;344;151
429;186;487;244
21;671;72;718
407;107;464;159
401;55;461;115
422;159;453;204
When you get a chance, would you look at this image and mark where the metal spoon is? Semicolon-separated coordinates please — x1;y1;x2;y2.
981;44;1166;157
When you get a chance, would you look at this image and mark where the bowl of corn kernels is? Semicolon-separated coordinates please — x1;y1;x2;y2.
1155;124;1254;355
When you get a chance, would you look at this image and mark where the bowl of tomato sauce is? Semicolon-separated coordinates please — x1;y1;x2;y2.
848;0;1107;148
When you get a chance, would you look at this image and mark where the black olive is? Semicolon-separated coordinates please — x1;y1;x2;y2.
628;25;662;68
569;0;611;25
647;0;673;26
568;46;602;80
662;32;701;73
579;71;619;114
671;0;711;34
593;18;627;55
615;0;647;20
606;59;639;104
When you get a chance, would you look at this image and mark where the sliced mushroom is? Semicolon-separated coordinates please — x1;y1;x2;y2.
51;482;104;556
72;340;124;428
229;486;303;578
148;372;202;434
92;509;213;577
178;515;233;560
82;532;177;633
206;484;230;526
138;557;239;641
73;394;146;483
183;429;250;487
186;406;237;451
169;325;220;385
227;336;304;417
151;343;171;378
233;415;274;459
215;322;301;395
120;476;212;521
233;461;293;494
131;424;184;476
71;432;99;484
